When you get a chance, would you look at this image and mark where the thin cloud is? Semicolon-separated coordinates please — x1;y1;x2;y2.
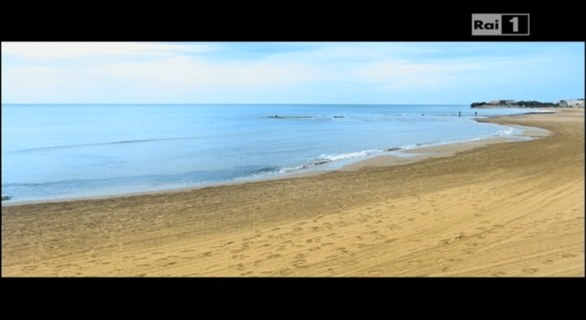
1;42;583;104
1;42;212;61
358;60;479;88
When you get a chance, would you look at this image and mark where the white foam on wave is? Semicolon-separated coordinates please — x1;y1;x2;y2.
317;149;384;162
496;127;514;136
278;165;307;173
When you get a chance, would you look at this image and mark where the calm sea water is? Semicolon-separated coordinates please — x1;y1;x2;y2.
2;104;534;203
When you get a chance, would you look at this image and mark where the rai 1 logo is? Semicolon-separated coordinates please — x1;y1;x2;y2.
472;14;529;36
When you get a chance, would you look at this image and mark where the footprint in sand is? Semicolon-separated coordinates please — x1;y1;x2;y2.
293;258;307;266
337;247;350;254
278;268;292;276
22;265;38;272
367;269;384;276
523;268;539;274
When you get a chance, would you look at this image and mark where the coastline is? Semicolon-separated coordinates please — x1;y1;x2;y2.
2;109;583;277
341;123;550;171
1;117;549;207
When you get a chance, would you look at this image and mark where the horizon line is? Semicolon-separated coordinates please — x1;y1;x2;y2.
1;102;480;106
2;102;473;106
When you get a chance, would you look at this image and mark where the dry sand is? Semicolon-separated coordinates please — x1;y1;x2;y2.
2;109;584;277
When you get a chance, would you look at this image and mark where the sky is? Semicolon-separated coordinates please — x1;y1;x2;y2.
1;42;584;104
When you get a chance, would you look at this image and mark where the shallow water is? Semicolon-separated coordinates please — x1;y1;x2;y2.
2;104;534;202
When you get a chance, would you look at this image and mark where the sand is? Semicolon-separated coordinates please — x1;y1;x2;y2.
2;109;584;277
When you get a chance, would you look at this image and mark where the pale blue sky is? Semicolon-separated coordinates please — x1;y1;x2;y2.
2;42;584;104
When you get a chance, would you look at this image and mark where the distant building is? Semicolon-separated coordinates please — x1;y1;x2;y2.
487;100;515;105
558;99;585;108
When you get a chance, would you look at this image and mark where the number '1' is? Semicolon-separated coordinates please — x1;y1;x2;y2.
509;17;518;32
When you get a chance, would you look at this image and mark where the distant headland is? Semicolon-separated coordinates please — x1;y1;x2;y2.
471;99;584;108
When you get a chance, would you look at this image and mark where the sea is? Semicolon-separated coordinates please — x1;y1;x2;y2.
1;104;541;203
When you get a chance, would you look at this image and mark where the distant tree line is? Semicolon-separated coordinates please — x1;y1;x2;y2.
515;100;557;107
471;102;488;108
471;100;558;108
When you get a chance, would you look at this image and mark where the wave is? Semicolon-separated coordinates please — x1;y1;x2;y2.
270;147;405;175
13;136;201;153
496;127;514;136
266;115;345;120
249;166;281;175
316;149;384;162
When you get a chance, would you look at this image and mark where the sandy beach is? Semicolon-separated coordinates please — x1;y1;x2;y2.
2;109;583;277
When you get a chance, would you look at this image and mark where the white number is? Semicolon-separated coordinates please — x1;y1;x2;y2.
509;17;519;32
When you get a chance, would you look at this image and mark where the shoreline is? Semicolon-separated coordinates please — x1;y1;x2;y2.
1;116;551;207
2;109;583;277
341;123;550;171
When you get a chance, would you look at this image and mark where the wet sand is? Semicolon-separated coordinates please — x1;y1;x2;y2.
2;109;583;277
